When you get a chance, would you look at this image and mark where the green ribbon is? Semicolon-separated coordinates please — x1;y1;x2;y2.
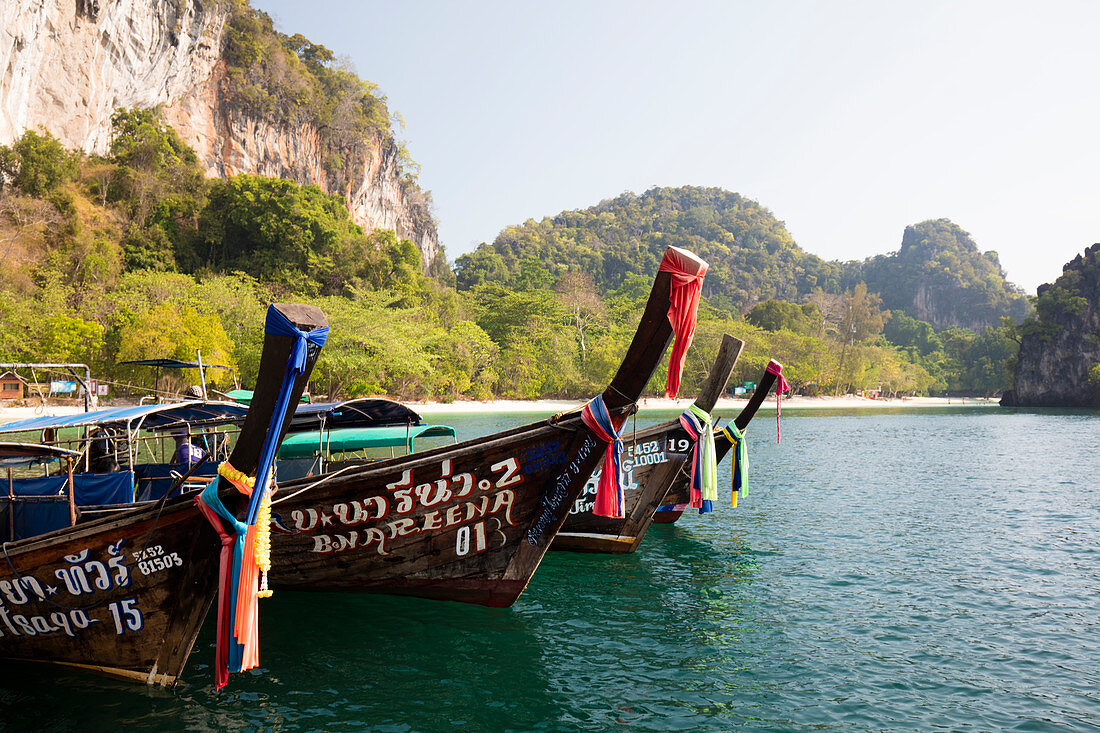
685;404;717;503
720;423;748;501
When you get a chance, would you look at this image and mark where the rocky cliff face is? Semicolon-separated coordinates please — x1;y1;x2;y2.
1009;244;1100;407
0;0;438;266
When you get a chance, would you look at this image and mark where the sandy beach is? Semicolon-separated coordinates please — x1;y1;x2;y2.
404;394;999;415
0;394;998;426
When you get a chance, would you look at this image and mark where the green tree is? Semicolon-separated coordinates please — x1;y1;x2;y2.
108;108;207;271
0;128;78;197
198;175;357;293
112;302;237;392
746;299;823;335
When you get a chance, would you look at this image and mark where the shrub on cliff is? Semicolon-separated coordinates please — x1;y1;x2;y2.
0;128;78;197
107;108;207;271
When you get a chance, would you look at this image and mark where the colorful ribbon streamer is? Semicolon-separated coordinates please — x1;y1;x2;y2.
196;304;328;689
580;394;625;518
765;359;790;444
720;423;748;505
679;404;716;514
657;247;708;399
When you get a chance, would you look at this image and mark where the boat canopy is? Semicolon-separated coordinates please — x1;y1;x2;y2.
225;389;309;406
118;358;233;370
277;425;456;458
0;442;80;467
287;398;425;432
0;401;248;435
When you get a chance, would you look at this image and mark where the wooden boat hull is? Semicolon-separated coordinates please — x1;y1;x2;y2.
651;436;734;524
0;496;218;685
266;246;709;606
553;334;746;553
653;362;781;524
551;420;693;553
269;414;613;607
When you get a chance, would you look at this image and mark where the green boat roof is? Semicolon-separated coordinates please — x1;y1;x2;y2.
227;389;310;406
277;425;457;458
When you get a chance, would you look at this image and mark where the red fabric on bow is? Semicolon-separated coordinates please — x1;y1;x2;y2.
194;497;234;691
765;359;790;444
580;395;625;518
657;246;709;399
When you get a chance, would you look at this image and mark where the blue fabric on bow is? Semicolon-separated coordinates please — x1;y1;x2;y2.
245;306;329;525
579;394;626;518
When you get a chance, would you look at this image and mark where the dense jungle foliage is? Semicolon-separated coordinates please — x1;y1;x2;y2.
454;189;1029;333
454;187;847;313
0;127;1023;401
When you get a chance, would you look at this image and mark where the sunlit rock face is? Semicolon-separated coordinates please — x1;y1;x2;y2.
0;0;223;154
0;0;438;267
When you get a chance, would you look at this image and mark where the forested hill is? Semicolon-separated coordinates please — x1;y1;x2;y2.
454;187;845;312
453;188;1029;330
853;219;1031;331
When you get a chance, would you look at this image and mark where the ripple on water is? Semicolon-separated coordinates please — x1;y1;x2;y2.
2;409;1099;731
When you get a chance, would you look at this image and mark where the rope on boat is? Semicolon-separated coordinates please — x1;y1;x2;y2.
269;464;363;506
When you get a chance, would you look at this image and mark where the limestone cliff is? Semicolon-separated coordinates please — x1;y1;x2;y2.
857;219;1031;332
1007;244;1100;407
0;0;438;266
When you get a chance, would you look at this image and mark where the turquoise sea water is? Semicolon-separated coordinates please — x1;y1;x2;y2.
1;408;1098;731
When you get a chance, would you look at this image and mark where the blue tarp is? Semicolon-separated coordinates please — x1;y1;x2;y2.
6;499;69;541
135;461;218;501
8;472;135;504
1;471;135;541
8;474;66;496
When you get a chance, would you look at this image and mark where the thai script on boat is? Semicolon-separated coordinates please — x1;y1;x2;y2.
0;539;149;639
527;435;596;545
287;456;526;559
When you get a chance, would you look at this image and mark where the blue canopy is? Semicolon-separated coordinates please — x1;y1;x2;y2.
0;401;249;435
118;358;232;370
288;398;423;433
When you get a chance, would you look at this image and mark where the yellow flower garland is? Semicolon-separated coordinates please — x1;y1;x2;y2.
217;461;273;598
218;462;256;491
255;488;273;599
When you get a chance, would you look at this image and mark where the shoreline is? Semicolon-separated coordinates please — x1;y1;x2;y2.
404;394;1000;415
0;395;999;425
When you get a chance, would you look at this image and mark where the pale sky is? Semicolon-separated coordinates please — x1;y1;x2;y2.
253;0;1100;294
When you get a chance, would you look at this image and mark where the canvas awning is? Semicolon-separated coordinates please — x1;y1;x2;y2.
225;389;310;406
118;358;232;370
0;401;248;435
288;398;424;432
277;425;457;458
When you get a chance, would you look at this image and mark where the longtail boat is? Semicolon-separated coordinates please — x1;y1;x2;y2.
267;245;708;607
551;333;746;553
652;359;785;524
0;303;325;685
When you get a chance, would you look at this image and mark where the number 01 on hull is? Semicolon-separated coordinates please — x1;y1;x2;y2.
269;246;709;606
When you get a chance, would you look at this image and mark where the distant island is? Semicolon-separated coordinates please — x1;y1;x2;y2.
1003;243;1100;407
